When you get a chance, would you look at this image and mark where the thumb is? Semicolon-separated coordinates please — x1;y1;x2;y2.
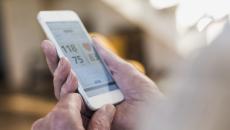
88;104;116;130
31;118;50;130
92;37;128;72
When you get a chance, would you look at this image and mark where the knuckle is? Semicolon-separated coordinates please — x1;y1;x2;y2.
54;61;70;78
62;59;71;70
91;118;110;130
60;87;68;98
49;110;64;122
53;72;64;86
49;110;69;129
69;74;77;88
48;107;84;130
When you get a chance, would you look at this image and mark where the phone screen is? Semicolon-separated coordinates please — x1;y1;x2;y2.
47;21;118;97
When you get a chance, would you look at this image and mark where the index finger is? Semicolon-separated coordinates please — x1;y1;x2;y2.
41;40;59;74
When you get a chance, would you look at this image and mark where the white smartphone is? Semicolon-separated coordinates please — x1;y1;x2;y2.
37;10;124;110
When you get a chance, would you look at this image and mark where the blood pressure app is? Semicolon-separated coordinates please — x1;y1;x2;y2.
47;21;117;97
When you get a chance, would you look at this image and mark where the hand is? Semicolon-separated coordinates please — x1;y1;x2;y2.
93;37;164;130
32;93;116;130
41;36;164;130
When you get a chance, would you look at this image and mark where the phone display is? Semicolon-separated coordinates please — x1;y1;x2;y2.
47;21;118;97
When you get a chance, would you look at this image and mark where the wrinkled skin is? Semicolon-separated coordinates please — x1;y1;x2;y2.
37;35;163;130
32;93;116;130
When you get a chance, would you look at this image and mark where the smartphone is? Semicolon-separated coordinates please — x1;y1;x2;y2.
37;10;124;110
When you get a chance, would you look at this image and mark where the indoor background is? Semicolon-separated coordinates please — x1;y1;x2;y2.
0;0;229;130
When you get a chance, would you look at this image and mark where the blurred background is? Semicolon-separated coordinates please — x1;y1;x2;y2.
0;0;229;129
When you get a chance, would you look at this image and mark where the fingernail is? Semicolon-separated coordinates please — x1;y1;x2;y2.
59;57;65;67
104;104;115;112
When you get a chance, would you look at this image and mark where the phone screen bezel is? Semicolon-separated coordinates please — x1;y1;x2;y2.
37;11;124;110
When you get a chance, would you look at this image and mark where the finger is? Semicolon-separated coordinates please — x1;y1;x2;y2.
31;118;50;130
53;57;71;100
57;93;87;116
41;40;59;74
88;104;116;130
92;37;128;72
49;94;86;130
92;36;134;95
60;70;78;98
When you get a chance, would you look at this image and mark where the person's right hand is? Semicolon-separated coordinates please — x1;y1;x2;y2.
92;37;164;130
32;93;116;130
41;36;164;130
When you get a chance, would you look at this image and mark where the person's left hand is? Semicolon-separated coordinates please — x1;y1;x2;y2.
31;93;116;130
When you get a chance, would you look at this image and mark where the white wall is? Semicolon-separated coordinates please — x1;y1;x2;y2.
2;0;44;88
